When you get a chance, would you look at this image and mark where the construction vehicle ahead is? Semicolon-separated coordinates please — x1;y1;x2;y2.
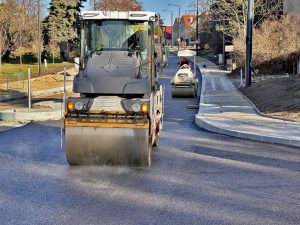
171;50;198;98
64;11;164;166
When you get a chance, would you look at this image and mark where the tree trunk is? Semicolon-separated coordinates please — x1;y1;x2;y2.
0;46;2;74
53;49;55;64
0;34;2;74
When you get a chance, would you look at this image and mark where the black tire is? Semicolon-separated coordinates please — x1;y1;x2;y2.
192;86;197;98
194;84;198;97
153;132;160;147
153;122;160;147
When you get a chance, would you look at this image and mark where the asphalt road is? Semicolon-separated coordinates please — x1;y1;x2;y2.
0;54;300;225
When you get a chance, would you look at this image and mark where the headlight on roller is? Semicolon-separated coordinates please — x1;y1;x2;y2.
121;99;149;115
132;103;141;113
75;101;83;111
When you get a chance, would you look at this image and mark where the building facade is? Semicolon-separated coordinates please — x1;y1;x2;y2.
172;15;196;46
180;15;196;45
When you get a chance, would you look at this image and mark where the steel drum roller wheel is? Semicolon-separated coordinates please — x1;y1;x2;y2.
65;126;151;166
172;86;195;98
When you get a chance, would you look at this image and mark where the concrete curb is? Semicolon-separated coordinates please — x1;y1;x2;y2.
193;57;300;148
195;113;300;147
0;92;27;102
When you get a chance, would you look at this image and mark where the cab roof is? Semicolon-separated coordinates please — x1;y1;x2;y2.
80;11;156;21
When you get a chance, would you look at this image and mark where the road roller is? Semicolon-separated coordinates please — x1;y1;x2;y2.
64;11;164;166
171;50;198;98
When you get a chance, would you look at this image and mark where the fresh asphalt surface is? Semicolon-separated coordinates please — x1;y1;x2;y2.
0;54;300;225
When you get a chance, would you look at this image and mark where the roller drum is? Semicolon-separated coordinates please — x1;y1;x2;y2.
65;126;151;166
171;86;196;98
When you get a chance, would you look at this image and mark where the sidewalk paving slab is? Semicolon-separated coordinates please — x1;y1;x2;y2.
195;56;300;148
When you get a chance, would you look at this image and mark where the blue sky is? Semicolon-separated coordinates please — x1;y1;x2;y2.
83;0;191;26
142;0;191;25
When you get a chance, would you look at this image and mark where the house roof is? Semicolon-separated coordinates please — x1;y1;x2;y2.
181;15;196;28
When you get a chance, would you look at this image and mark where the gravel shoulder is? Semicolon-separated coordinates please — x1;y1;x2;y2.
0;68;76;94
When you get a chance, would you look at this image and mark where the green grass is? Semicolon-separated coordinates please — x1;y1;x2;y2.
0;62;73;81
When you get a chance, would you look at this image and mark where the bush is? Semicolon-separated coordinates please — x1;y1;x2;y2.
234;15;300;74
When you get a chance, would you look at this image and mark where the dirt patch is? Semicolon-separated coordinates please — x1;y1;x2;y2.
0;69;75;94
239;76;300;121
64;68;78;76
31;104;53;110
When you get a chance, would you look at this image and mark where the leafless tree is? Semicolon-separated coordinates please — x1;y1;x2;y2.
189;0;283;38
0;2;9;70
0;0;40;68
234;14;300;72
90;0;143;11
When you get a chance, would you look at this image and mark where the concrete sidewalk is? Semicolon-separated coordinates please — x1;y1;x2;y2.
0;100;63;122
195;57;300;147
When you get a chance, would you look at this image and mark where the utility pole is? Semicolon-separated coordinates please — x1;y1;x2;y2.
246;0;254;87
37;0;41;77
94;0;96;10
222;19;225;66
178;6;181;49
170;12;173;48
196;0;199;55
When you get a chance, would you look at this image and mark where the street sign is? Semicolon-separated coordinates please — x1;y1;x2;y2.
178;50;196;57
225;45;234;52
